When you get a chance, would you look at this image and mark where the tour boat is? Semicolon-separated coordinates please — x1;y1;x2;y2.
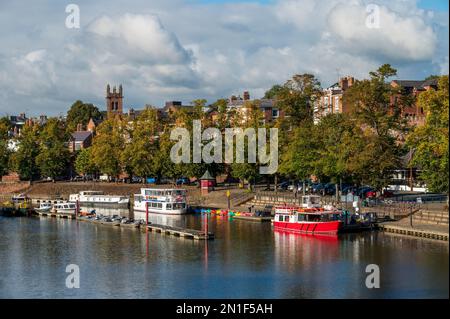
133;188;188;217
51;202;77;214
69;191;129;208
273;195;343;235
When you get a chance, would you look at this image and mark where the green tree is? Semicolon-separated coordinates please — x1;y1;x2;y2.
342;64;406;190
75;147;96;176
11;124;40;180
313;114;355;184
35;118;70;181
264;84;284;99
407;75;449;193
66;100;102;132
90;118;125;179
230;100;264;190
121;107;160;181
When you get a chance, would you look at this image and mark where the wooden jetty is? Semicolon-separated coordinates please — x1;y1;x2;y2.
142;223;214;240
379;223;448;241
37;211;76;219
232;215;272;222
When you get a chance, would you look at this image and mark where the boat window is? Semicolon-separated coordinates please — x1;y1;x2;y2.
151;202;157;208
157;203;162;208
297;214;305;221
182;203;186;209
165;191;172;196
166;204;172;210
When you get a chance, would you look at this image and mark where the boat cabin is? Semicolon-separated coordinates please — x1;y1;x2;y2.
300;195;321;209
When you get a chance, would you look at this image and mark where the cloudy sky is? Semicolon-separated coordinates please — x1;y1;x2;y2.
0;0;448;116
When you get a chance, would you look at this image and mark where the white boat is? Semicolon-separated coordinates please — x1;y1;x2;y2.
35;202;53;212
52;202;77;214
133;188;188;217
69;191;129;208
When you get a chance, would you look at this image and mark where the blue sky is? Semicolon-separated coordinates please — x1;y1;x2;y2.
0;0;448;116
198;0;449;10
418;0;449;11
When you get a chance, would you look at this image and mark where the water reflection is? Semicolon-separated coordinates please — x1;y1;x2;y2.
0;213;448;298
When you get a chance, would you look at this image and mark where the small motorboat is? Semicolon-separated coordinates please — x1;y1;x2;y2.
35;202;52;213
51;202;77;214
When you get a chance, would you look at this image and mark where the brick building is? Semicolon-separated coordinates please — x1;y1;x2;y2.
226;91;280;124
313;76;355;124
390;78;438;126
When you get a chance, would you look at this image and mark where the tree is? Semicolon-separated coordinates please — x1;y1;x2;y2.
121;107;160;181
279;121;318;181
35;118;70;181
0;119;10;176
342;64;406;190
75;147;96;176
313;114;355;184
66;100;102;132
407;75;449;193
264;84;284;99
11;124;40;180
90;118;125;179
230;100;265;190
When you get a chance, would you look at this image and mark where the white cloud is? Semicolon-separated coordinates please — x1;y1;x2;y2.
0;0;447;116
327;2;437;61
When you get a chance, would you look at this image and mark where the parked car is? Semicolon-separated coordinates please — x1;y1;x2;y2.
311;183;325;194
176;177;190;185
277;181;290;190
71;175;84;182
131;176;142;183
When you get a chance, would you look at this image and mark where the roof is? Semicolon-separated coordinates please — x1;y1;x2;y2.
71;131;92;142
200;170;215;180
391;79;438;91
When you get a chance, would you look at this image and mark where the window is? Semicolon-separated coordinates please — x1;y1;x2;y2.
166;204;172;210
272;109;279;118
334;96;340;112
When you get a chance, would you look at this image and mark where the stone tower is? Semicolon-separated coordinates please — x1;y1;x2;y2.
106;84;123;118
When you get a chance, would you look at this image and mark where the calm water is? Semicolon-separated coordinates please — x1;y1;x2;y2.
0;212;448;299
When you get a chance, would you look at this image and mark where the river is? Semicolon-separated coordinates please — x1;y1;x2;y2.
0;212;448;298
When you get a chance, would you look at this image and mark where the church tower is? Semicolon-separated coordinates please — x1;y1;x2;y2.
106;84;123;118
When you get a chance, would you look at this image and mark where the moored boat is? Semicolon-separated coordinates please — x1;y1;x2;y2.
69;191;129;208
35;202;53;213
133;188;188;217
51;202;77;214
273;195;343;235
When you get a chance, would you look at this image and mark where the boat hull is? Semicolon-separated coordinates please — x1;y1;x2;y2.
273;220;342;234
133;207;187;215
72;201;129;208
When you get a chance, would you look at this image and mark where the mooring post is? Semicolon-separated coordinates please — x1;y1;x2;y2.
204;212;208;237
146;201;149;226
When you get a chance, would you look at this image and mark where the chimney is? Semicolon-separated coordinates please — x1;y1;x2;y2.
76;123;83;131
243;91;250;100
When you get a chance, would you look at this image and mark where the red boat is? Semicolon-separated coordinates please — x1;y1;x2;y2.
273;195;343;235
